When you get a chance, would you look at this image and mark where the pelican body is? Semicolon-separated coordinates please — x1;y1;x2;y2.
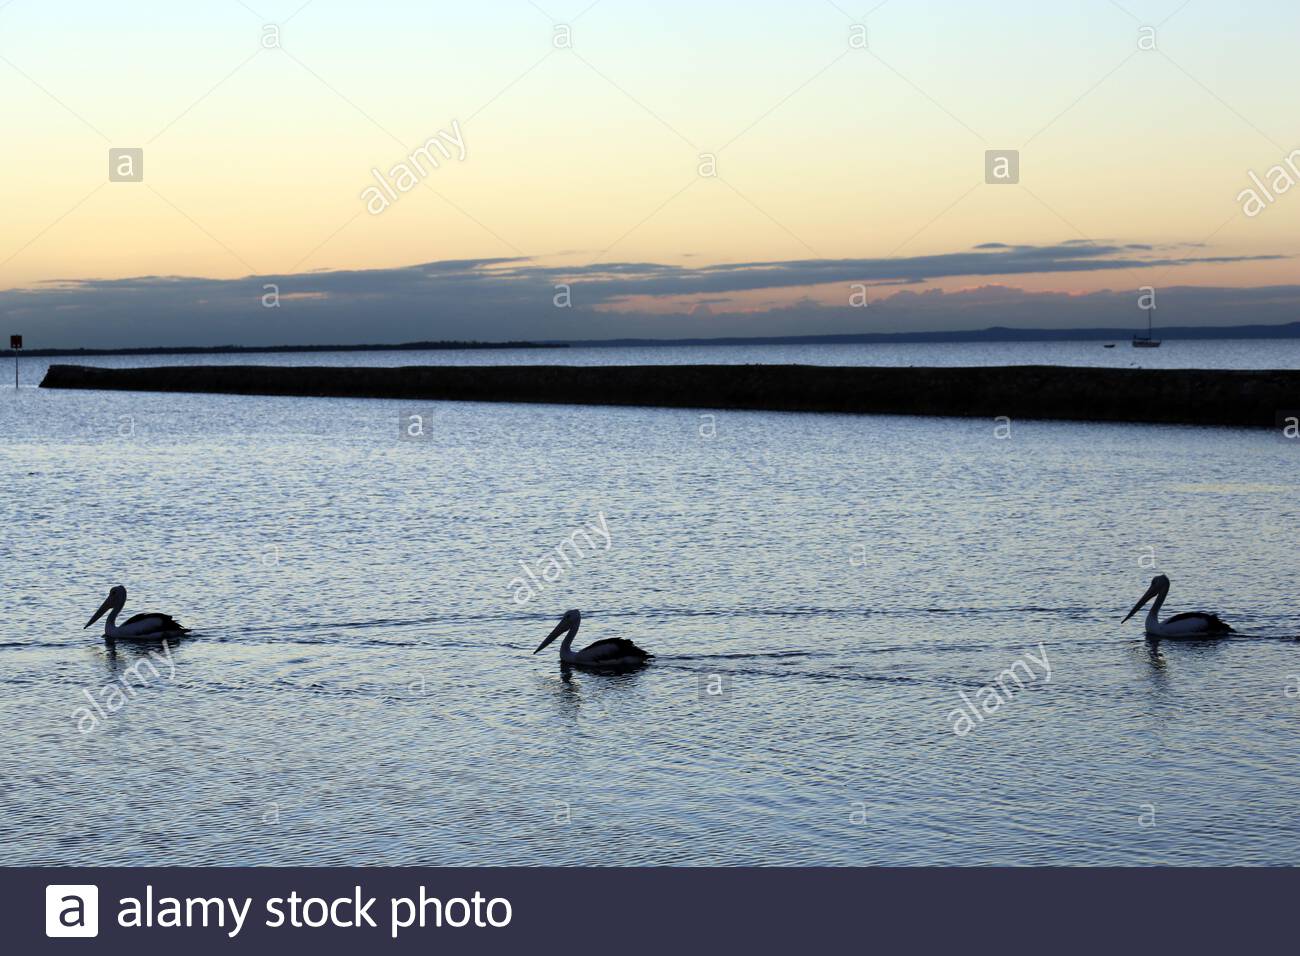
533;609;652;668
85;585;189;640
1122;575;1232;639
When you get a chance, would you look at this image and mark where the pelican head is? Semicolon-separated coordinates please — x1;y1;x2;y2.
534;609;581;654
85;585;127;629
1122;574;1169;622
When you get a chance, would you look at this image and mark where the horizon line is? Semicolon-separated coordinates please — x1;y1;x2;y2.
7;320;1300;358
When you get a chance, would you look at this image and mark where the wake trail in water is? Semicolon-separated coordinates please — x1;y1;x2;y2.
603;604;1101;621
180;603;1113;643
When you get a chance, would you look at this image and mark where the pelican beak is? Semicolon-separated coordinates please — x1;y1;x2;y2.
1122;582;1161;623
534;619;569;654
84;593;115;629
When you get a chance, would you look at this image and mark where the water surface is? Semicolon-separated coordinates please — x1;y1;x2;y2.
10;337;1300;389
2;349;1298;865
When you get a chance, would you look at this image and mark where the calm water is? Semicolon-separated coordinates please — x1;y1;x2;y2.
2;344;1299;865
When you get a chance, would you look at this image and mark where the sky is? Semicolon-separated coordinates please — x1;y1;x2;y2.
2;0;1298;347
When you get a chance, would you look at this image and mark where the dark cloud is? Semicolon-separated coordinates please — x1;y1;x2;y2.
0;243;1289;348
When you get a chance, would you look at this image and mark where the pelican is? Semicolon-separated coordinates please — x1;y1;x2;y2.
1122;575;1233;639
533;609;652;668
84;585;189;640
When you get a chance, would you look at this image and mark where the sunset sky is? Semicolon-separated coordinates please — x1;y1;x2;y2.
2;0;1298;346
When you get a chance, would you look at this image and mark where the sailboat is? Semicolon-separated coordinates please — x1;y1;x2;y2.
1132;307;1161;348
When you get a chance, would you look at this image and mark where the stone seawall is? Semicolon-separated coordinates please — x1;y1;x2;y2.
39;363;1300;428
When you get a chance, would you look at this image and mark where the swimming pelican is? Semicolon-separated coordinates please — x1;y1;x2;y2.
533;609;652;668
1122;575;1233;639
84;585;189;640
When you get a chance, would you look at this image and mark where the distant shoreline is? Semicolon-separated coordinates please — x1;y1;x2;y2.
0;340;568;358
562;321;1300;348
7;322;1299;357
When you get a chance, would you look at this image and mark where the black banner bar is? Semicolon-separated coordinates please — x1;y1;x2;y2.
7;867;1296;953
